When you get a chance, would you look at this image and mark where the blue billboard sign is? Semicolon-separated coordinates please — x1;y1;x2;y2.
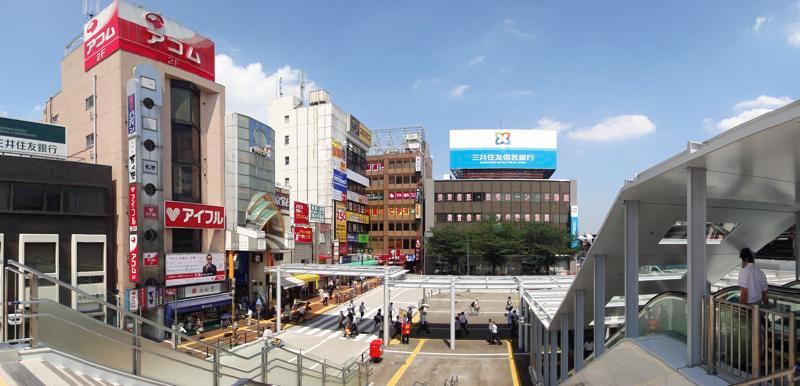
333;169;347;193
449;149;557;170
570;205;579;248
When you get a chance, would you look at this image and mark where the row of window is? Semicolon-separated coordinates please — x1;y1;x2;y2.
435;212;569;224
347;142;367;175
347;222;369;234
435;192;570;203
369;175;418;187
369;238;419;251
0;182;107;215
369;222;418;232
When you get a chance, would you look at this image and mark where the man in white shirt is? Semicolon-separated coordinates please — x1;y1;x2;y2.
737;248;768;305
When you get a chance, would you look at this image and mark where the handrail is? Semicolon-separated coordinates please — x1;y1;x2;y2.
731;365;797;385
4;261;252;360
22;308;262;378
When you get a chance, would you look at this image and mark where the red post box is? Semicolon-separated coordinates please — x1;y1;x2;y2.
370;339;384;360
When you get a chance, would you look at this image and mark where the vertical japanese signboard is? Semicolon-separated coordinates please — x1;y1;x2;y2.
294;201;309;224
335;201;347;243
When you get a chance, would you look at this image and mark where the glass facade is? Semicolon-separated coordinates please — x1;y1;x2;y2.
170;80;203;251
232;114;275;226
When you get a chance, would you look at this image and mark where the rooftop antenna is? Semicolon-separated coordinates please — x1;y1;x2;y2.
279;77;283;97
83;0;100;18
299;71;305;106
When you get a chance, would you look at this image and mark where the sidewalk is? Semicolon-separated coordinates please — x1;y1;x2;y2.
163;277;383;358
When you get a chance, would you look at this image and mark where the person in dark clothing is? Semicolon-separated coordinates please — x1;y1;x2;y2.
416;308;430;335
374;309;383;331
458;312;470;336
392;315;402;339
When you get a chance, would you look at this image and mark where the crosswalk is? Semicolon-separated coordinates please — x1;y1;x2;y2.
292;306;384;342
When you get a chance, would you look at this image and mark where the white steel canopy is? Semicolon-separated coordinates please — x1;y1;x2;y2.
265;263;407;278
389;274;574;290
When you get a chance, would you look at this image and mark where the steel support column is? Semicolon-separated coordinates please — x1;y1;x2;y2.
383;269;390;344
560;316;569;382
574;289;585;372
534;317;541;382
543;326;549;385
450;277;456;350
517;284;524;349
276;265;282;332
687;167;707;366
593;255;606;358
795;212;800;281
549;330;557;386
624;200;639;338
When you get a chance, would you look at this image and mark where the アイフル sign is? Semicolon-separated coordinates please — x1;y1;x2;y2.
164;201;224;229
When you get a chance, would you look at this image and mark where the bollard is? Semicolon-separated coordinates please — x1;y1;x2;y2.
261;345;269;384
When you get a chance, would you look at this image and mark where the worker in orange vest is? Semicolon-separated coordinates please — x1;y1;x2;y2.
401;320;411;344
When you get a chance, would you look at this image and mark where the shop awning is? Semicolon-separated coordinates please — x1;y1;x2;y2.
281;276;304;288
168;293;232;314
293;274;319;284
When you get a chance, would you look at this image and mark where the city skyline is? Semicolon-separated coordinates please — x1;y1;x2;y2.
2;0;800;232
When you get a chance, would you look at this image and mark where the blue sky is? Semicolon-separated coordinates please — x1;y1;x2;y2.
2;1;800;232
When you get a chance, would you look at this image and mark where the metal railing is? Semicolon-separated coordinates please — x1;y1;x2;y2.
3;260;374;386
705;295;797;385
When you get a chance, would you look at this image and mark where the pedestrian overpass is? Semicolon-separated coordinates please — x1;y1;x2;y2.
522;100;800;385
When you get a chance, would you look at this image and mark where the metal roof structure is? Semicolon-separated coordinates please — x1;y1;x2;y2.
265;264;407;278
550;100;800;334
389;274;574;290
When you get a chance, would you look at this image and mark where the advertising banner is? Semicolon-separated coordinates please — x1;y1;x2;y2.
294;227;312;243
347;191;368;205
0;117;66;159
309;204;325;223
248;118;272;160
349;116;372;147
165;252;226;287
333;169;347;194
570;205;579;248
415;156;421;172
275;190;291;215
367;193;384;201
332;140;345;160
143;204;158;218
449;129;557;170
335;201;347;242
143;252;159;267
128;138;137;183
126;288;139;311
83;1;216;80
294;201;309;224
357;234;369;243
183;283;223;298
164;201;224;229
129;234;139;283
127;94;136;137
347;211;369;224
128;184;138;232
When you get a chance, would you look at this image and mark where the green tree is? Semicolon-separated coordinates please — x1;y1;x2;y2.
470;220;520;275
518;222;576;274
425;225;468;273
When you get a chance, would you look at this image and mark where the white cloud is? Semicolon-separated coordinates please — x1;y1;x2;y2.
467;55;485;66
503;18;534;40
215;54;317;123
717;108;773;131
450;84;470;98
411;77;439;90
535;117;571;132
711;95;793;131
753;16;770;32
787;23;800;46
702;118;715;131
0;109;8;117
568;115;655;142
734;95;792;110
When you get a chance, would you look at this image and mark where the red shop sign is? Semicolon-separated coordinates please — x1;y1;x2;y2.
129;234;139;283
294;201;309;224
128;183;138;232
164;201;224;229
294;227;312;243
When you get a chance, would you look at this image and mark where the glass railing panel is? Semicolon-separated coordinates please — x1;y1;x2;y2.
266;358;300;386
638;295;687;341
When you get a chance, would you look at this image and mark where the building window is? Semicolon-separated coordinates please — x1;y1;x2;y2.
284;156;290;165
170;80;202;203
50;115;58;124
284;115;290;123
85;95;94;110
76;242;104;272
172;229;202;253
85;133;95;149
13;183;44;211
284;135;290;145
284;177;290;187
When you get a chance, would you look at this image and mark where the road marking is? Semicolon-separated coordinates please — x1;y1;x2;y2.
506;340;521;386
386;339;426;386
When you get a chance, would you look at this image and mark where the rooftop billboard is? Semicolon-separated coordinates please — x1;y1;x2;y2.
449;129;557;170
0;117;66;159
83;1;215;81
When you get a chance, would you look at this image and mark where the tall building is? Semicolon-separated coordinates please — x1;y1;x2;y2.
431;129;578;275
268;90;372;263
43;1;227;335
366;128;433;272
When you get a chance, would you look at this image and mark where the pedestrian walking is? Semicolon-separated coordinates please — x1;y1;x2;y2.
359;302;366;320
401;319;411;344
406;305;414;322
374;309;383;331
738;247;768;305
505;296;513;313
416;308;430;335
488;320;501;345
507;310;518;336
322;290;329;306
338;310;345;329
470;298;480;315
458;312;470;336
246;308;253;326
348;300;356;316
392;315;402;339
389;302;395;321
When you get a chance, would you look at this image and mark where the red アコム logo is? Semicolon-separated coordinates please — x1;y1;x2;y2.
144;12;164;29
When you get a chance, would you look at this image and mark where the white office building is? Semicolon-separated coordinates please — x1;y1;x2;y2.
268;90;372;262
